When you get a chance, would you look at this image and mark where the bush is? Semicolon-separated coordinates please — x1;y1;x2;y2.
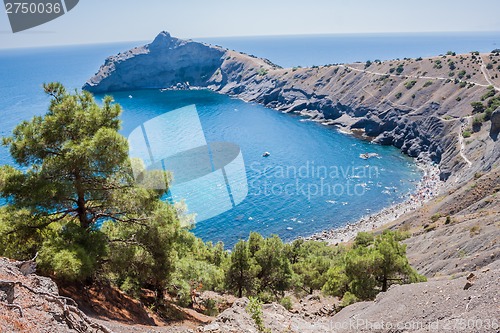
340;291;359;307
423;81;433;87
257;68;268;76
365;60;372;68
462;131;471;138
486;63;493;70
280;296;293;311
396;65;404;74
469;225;481;236
404;80;417;89
471;101;485;113
246;297;269;332
430;213;441;222
395;92;402;99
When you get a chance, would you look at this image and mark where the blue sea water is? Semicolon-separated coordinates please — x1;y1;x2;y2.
1;32;498;246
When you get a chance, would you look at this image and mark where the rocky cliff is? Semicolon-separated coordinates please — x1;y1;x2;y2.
84;32;500;185
0;257;111;332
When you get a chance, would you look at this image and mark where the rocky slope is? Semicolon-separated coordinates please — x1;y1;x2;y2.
0;257;111;332
84;31;500;184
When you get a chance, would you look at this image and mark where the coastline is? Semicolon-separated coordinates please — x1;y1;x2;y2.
302;158;443;244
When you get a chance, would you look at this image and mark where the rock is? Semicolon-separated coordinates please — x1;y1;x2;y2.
490;107;500;139
463;281;474;290
0;258;110;333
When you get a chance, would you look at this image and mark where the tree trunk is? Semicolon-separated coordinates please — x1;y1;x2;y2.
74;170;89;229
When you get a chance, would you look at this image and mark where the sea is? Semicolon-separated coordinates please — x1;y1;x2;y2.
1;32;499;247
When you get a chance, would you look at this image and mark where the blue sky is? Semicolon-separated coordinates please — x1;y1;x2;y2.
1;0;500;49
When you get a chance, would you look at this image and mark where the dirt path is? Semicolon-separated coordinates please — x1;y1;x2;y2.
479;55;500;91
458;116;473;168
339;62;495;90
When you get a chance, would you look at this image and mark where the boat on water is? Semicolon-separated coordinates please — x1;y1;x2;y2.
359;153;379;160
262;152;271;157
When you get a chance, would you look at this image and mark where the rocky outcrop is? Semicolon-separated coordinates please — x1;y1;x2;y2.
491;107;500;139
84;32;500;183
0;258;111;333
83;32;225;93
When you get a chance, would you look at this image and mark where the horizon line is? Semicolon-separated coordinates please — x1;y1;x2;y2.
1;30;499;51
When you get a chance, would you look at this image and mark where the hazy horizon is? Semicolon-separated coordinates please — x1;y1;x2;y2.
1;0;500;49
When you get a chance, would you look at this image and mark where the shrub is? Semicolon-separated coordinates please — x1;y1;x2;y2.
340;292;359;307
457;70;466;79
430;213;441;222
462;131;471;138
423;81;433;87
486;63;493;70
396;65;404;74
469;225;481;236
481;92;495;101
395;92;402;99
257;68;268;76
280;296;293;311
203;298;219;316
446;51;456;56
246;297;269;332
365;60;372;68
404;80;417;89
471;101;485;113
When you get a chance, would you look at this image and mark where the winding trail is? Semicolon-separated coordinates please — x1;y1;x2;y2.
338;62;481;169
458;116;473;168
479;55;500;91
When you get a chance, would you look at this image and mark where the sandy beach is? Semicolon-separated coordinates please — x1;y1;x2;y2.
303;158;443;244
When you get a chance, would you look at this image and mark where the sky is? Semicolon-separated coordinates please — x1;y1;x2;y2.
1;0;500;49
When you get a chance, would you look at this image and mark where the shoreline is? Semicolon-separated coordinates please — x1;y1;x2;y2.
302;158;443;244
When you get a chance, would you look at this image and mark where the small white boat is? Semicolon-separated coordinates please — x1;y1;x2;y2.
262;152;271;157
359;153;379;160
128;95;133;99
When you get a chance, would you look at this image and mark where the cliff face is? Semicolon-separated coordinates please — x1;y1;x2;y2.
84;32;500;184
83;32;225;93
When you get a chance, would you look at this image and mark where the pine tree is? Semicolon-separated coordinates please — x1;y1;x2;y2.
225;240;256;298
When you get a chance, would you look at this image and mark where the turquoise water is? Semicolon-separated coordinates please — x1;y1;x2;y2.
2;32;497;246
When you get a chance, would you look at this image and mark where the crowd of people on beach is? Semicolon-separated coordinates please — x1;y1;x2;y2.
304;161;442;244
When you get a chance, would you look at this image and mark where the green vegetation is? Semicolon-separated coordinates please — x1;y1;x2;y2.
462;131;472;138
433;60;442;69
257;68;268;76
446;51;456;56
322;231;425;300
246;297;269;332
365;60;372;68
395;64;404;74
423;81;433;88
486;63;493;70
0;83;425;310
404;80;417;89
430;213;441;222
395;92;403;99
